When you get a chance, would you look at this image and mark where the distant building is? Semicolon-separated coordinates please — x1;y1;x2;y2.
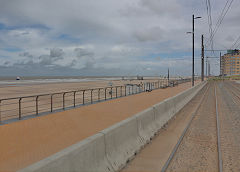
220;49;240;76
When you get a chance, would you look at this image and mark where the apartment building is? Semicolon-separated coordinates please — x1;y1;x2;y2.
220;49;240;76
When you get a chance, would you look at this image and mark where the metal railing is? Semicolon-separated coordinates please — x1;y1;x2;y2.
0;78;190;123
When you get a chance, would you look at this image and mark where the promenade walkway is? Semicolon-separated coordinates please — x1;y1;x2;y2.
0;81;196;172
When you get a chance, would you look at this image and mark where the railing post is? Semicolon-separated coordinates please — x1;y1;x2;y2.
132;85;133;94
128;86;130;95
36;96;39;115
19;98;22;120
91;89;93;104
111;87;113;99
125;86;127;96
98;89;101;101
51;94;53;112
116;87;118;98
120;86;123;97
63;93;66;110
74;91;76;107
105;88;107;100
83;90;85;105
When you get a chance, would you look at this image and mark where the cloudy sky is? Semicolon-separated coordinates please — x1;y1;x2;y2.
0;0;239;76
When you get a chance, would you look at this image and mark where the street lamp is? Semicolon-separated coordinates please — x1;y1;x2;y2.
187;15;201;86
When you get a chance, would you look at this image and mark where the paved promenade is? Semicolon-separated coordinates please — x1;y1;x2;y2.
0;81;196;172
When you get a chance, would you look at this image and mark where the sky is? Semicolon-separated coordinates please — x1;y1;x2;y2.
0;0;240;76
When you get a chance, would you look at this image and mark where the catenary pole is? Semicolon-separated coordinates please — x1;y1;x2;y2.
201;34;204;81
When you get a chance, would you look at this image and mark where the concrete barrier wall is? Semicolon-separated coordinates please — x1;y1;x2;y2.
19;133;114;172
101;116;144;171
19;81;206;172
136;108;157;143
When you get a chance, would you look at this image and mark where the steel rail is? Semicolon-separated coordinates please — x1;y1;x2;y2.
161;83;209;172
224;82;240;100
215;85;223;172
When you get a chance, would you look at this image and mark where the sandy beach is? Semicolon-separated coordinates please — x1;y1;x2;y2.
0;78;170;121
0;80;198;171
0;78;165;99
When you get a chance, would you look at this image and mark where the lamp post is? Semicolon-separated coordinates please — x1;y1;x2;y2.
187;15;201;86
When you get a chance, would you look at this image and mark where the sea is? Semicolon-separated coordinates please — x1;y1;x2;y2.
0;76;158;87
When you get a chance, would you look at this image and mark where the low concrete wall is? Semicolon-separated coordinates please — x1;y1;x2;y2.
136;108;157;143
19;81;206;172
101;116;144;171
20;133;114;172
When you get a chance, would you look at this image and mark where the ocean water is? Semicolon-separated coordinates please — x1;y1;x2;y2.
0;76;147;86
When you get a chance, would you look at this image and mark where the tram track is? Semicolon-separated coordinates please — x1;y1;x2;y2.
122;81;240;172
162;82;223;172
216;81;240;171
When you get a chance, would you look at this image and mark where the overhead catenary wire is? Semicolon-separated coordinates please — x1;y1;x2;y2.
205;0;234;50
205;0;213;50
207;0;234;45
231;35;240;49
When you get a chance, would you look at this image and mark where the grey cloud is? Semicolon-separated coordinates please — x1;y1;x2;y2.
19;52;33;58
39;48;64;66
73;48;96;68
140;0;181;17
74;48;94;58
0;0;240;76
134;27;165;42
50;48;64;58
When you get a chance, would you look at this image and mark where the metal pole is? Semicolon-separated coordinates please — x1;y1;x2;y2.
83;90;85;104
91;89;93;104
125;86;127;96
74;91;76;107
63;93;65;110
168;68;170;86
120;86;122;97
206;58;208;77
201;34;204;81
208;62;211;76
36;96;39;115
116;87;118;98
105;88;107;100
192;14;195;86
19;98;22;120
98;89;100;101
51;95;53;112
220;52;222;76
111;87;113;99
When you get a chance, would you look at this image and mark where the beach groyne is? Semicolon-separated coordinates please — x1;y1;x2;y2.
18;81;206;172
